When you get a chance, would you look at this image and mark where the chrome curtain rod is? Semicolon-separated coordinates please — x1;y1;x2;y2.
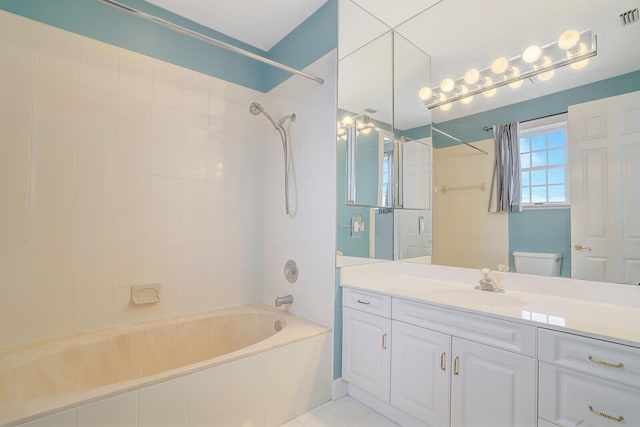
98;0;325;85
432;126;488;155
482;111;568;131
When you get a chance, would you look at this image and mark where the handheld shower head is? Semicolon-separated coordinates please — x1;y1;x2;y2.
249;102;263;116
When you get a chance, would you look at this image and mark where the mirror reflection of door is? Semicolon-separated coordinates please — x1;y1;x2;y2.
569;90;640;285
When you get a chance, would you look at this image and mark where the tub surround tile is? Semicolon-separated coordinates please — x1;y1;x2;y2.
75;390;137;427
138;376;189;427
18;409;76;427
188;364;231;426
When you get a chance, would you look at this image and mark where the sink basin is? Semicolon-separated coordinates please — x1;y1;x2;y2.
431;288;526;308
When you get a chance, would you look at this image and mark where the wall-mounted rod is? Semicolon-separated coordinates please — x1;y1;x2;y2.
98;0;325;85
432;126;488;155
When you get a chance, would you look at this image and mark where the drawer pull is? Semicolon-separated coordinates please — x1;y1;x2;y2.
382;333;388;349
589;406;624;422
356;299;370;305
588;355;624;368
453;356;460;375
440;352;446;371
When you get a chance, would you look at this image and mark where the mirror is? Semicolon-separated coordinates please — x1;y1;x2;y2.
336;1;433;261
336;0;640;282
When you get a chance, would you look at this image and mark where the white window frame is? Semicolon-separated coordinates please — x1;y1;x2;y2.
518;113;570;209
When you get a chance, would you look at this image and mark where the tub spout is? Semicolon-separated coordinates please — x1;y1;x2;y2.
275;294;293;307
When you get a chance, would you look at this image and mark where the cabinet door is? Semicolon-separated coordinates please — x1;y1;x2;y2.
390;320;451;426
342;306;391;401
451;338;537;427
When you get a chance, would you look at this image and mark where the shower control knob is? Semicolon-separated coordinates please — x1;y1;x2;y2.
284;260;298;283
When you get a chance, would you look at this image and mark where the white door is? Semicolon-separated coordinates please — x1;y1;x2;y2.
450;338;537;427
342;307;391;401
390;320;450;426
569;90;640;284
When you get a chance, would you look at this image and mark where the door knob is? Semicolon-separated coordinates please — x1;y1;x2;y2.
574;243;592;251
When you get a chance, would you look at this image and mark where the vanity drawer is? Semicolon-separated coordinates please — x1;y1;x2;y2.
539;362;640;427
343;287;391;318
539;329;640;388
392;298;536;356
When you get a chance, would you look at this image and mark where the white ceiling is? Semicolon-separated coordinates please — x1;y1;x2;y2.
145;0;328;51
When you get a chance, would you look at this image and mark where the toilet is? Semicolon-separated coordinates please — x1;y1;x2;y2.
512;251;563;276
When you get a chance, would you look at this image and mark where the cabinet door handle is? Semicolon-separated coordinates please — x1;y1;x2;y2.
589;406;624;422
453;356;459;375
382;333;387;349
356;299;370;305
588;355;624;368
440;352;446;371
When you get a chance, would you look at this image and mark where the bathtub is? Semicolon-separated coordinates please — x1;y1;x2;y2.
0;304;332;426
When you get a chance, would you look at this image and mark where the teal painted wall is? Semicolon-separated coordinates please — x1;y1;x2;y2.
509;209;572;277
0;0;337;92
333;269;342;379
431;71;640;276
265;0;337;90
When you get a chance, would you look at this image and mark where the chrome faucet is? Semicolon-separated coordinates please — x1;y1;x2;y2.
275;294;293;307
476;268;504;293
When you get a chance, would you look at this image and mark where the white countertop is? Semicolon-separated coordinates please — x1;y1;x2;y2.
340;261;640;348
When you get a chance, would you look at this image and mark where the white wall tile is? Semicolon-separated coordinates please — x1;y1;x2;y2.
72;287;113;332
78;87;118;132
18;408;76;427
79;37;119;96
74;249;113;291
26;289;73;341
0;95;31;209
0;11;35;100
139;376;189;427
188;364;231;426
119;49;153;103
30;123;76;210
76;390;137;427
153;60;183;109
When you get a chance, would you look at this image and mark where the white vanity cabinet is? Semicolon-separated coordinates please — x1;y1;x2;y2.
342;289;392;401
393;298;537;427
390;320;451;426
342;288;538;427
538;329;640;426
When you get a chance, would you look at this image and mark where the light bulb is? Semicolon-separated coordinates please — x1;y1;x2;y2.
459;85;473;104
567;42;587;59
558;29;580;50
440;102;452;111
491;57;510;74
440;78;455;92
418;86;433;101
464;68;480;85
342;116;353;126
522;45;542;64
508;66;523;88
481;76;496;98
570;58;590;70
361;127;372;134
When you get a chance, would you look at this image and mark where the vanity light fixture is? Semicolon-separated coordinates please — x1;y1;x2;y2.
420;28;597;110
337;113;378;138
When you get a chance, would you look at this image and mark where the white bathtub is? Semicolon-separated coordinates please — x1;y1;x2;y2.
0;304;332;426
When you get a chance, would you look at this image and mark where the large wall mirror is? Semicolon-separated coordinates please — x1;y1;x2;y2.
336;0;433;261
336;0;640;284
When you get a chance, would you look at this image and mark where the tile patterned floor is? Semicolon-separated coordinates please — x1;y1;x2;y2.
282;397;399;427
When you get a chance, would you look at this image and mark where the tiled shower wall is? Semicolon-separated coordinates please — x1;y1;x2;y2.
0;11;266;348
261;51;337;328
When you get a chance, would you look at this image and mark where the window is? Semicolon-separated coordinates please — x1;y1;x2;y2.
519;114;569;207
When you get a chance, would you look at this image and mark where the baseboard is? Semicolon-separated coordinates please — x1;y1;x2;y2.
347;383;427;427
331;377;348;400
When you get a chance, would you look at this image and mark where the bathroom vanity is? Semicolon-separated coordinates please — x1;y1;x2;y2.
340;261;640;427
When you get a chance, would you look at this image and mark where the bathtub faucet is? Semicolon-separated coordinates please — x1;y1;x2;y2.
275;294;293;307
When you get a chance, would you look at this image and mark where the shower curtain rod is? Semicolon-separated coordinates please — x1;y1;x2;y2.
98;0;325;85
432;126;488;155
482;111;568;131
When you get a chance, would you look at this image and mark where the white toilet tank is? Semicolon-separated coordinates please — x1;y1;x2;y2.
513;251;562;276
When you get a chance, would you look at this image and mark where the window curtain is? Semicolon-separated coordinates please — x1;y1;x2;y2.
488;122;522;213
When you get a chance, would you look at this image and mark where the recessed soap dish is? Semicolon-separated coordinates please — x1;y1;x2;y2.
131;283;161;305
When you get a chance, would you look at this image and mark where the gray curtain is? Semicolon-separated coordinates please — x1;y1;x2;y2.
488;122;521;213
